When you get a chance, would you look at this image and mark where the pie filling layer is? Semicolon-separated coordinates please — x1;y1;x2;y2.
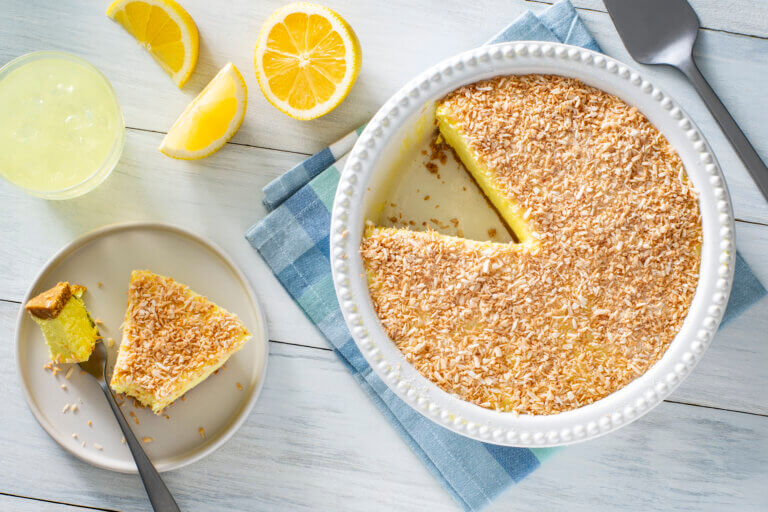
361;74;702;415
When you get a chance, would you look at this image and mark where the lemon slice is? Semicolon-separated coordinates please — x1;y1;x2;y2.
254;2;362;120
159;62;247;160
106;0;199;88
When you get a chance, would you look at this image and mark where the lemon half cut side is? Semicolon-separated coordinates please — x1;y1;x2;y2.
254;2;362;120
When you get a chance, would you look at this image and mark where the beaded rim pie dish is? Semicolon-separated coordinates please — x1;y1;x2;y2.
330;42;735;447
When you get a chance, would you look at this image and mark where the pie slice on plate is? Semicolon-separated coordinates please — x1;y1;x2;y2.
110;270;251;413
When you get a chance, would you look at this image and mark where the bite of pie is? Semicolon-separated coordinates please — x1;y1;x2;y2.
25;282;100;363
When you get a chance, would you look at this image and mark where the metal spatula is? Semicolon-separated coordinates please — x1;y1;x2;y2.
604;0;768;201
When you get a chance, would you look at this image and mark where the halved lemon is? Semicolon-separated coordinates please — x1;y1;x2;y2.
254;2;362;120
106;0;199;88
159;62;247;160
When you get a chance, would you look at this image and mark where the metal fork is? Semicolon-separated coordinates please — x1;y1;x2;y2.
604;0;768;201
79;341;181;511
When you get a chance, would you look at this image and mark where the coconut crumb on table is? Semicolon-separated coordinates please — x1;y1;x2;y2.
64;366;74;380
71;403;78;413
198;427;206;440
87;420;92;427
62;404;70;413
361;74;702;416
142;437;154;443
94;443;103;451
129;411;140;425
97;282;103;288
121;436;126;444
60;384;68;391
236;382;243;391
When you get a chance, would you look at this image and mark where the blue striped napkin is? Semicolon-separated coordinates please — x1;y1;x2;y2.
246;1;766;510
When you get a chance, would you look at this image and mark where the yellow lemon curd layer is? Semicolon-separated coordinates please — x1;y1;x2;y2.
111;356;232;413
436;103;535;243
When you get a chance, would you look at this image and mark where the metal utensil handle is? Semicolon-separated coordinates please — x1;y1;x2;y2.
678;57;768;202
100;384;181;512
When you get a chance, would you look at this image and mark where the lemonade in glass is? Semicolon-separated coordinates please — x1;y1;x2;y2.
0;51;124;199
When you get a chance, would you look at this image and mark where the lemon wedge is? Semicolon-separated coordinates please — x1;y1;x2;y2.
159;62;247;160
106;0;199;88
254;2;362;120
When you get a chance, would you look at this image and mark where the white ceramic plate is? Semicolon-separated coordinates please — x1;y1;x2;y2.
16;222;268;472
330;42;735;447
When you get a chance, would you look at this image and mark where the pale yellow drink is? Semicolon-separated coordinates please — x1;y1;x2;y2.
0;52;124;199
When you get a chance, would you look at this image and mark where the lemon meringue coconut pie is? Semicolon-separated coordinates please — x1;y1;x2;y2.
25;282;100;363
110;270;251;414
360;75;702;415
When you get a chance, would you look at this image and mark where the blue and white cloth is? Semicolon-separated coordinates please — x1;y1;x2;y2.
246;1;767;510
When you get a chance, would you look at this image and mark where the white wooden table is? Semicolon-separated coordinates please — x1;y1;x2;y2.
2;1;767;510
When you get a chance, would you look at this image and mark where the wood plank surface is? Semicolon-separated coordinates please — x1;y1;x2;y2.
1;302;765;511
0;127;765;370
1;1;767;510
1;1;766;223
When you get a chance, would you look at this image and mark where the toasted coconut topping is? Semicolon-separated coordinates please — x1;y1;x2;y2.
111;270;251;407
361;75;702;415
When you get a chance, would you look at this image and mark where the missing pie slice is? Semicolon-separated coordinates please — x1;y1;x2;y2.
110;270;251;414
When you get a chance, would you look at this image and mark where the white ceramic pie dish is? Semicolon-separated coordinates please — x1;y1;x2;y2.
330;42;735;447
